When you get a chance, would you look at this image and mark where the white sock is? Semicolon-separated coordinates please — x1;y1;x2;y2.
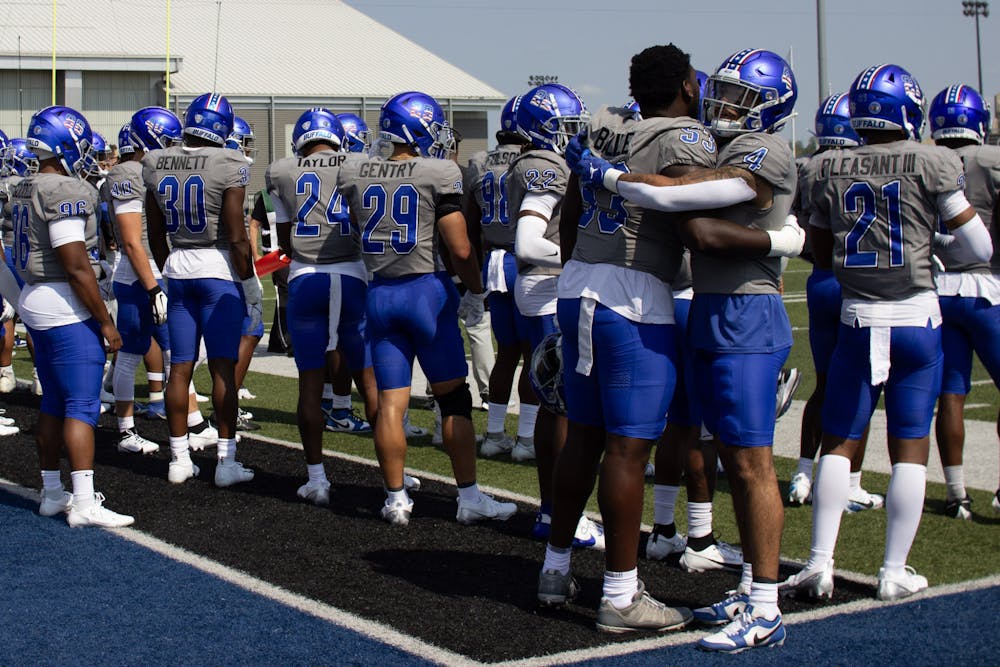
332;393;352;410
943;465;966;501
170;436;191;463
149;390;164;402
542;544;571;575
41;469;62;491
217;437;237;462
487;402;507;434
386;488;409;505
807;454;850;570
740;562;753;593
748;581;779;619
603;568;639;608
70;470;95;508
117;416;135;432
457;483;481;504
653;484;680;526
883;462;926;577
518;404;539;439
307;463;327;485
687;501;713;539
850;470;862;492
187;410;204;428
797;457;814;479
322;383;335;400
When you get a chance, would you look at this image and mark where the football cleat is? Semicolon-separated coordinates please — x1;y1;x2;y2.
693;590;749;626
381;497;414;526
141;400;167;420
775;367;800;421
846;487;885;513
297;479;331;507
511;436;536;462
573;516;606;551
644;462;655;478
325;408;372;433
646;528;687;560
403;474;421;493
944;495;972;520
32;369;43;396
680;540;743;572
537;568;579;608
992;489;1000;514
596;580;693;634
402;414;429;439
236;409;261;432
0;423;19;437
0;367;16;393
188;421;218;451
480;432;514;458
39;487;73;516
779;560;834;599
876;566;928;601
168;460;200;484
697;606;785;653
215;460;254;488
787;472;812;505
117;429;160;455
456;492;516;525
66;493;134;528
237;386;256;400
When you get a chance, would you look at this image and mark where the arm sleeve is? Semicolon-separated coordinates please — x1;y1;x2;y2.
616;177;756;213
49;217;87;247
515;209;561;268
115;199;143;215
435;193;463;218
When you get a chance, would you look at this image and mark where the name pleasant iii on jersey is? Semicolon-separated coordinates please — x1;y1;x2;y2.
817;153;919;179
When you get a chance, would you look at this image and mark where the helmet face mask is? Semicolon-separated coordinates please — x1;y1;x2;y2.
6;138;38;177
226;116;256;164
528;332;567;416
515;84;588;155
337;113;371;153
702;49;796;138
26;105;94;178
379;91;455;159
131;106;183;152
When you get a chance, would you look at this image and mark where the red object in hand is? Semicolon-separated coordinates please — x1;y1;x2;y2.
254;249;291;277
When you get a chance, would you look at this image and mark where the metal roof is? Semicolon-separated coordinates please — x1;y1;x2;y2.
0;0;505;102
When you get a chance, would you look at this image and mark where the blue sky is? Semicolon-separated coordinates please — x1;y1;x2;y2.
347;0;999;143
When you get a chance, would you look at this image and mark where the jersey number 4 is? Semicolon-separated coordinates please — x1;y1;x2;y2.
361;184;418;255
843;180;904;269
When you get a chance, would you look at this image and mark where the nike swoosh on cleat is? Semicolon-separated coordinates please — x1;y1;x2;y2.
749;622;782;646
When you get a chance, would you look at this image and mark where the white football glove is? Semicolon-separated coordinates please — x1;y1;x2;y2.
242;275;264;333
0;298;15;324
457;290;487;328
766;214;806;258
148;286;169;325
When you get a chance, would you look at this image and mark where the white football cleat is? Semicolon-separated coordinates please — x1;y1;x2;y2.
381;497;414;525
480;432;514;458
787;472;812;506
646;529;686;560
456;492;517;525
66;493;134;528
168;459;200;484
117;429;160;455
511;436;536;462
39;487;73;516
297;479;331;506
188;422;219;451
876;566;928;601
0;366;16;393
215;460;254;487
680;540;743;572
779;559;835;599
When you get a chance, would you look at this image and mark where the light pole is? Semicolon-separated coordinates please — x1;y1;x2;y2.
963;1;989;93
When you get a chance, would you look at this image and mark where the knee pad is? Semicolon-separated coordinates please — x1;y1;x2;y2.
436;383;473;420
112;352;142;401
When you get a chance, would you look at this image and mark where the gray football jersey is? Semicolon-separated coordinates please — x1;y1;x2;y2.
506;149;569;276
142;146;250;250
337;155;464;278
266;150;360;265
10;173;99;284
0;175;23;249
466;144;522;251
107;161;152;257
692;133;795;295
572;108;716;283
937;143;1000;274
811;140;964;301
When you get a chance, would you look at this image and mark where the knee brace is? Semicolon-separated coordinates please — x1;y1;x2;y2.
436;383;473;420
112;352;142;402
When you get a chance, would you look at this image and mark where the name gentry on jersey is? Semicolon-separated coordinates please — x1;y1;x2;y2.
817;153;919;179
357;161;418;179
153;154;210;171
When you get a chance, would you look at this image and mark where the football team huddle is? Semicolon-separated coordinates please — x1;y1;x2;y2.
1;41;998;654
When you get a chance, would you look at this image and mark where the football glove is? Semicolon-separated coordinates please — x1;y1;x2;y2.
0;298;14;324
457;290;487;328
148;285;169;325
766;215;806;258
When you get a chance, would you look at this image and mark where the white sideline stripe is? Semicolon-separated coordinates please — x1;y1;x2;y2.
496;575;1000;667
0;477;477;667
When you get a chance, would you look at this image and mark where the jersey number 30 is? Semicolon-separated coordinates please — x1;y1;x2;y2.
157;175;207;234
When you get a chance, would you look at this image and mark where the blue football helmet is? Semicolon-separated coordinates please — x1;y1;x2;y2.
379;91;455;159
929;85;991;144
293;108;346;154
848;64;925;141
337;113;370;153
815;93;860;147
516;84;588;155
624;99;641;119
528;331;566;416
7;138;38;177
118;122;135;156
226;115;256;163
500;95;523;133
130;106;183;153
26;105;94;177
183;93;234;146
703;49;797;137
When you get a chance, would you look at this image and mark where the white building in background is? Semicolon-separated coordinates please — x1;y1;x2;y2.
0;0;506;192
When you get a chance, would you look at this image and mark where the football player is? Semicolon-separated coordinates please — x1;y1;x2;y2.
337;113;371;154
12;105;131;526
789;94;883;514
336;91;515;526
144;93;261;488
926;85;1000;518
266;107;378;505
462;95;540;459
568;48;806;650
782;65;990;602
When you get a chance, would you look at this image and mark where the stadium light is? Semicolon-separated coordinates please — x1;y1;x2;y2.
963;1;989;93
